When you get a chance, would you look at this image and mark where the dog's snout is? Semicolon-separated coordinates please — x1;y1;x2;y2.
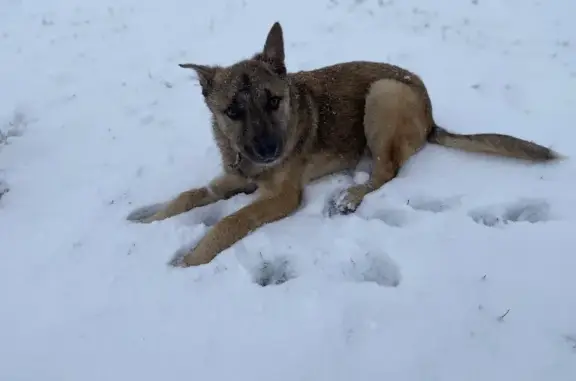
248;133;281;163
254;134;279;159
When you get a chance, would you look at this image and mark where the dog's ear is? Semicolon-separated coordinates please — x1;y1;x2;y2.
179;63;218;97
257;22;286;76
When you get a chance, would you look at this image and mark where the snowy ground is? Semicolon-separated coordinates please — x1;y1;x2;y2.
1;0;576;380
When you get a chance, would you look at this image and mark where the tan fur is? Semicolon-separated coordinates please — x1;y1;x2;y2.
128;22;563;267
427;127;563;161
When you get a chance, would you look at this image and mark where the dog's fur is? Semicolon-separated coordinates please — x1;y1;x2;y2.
128;22;563;267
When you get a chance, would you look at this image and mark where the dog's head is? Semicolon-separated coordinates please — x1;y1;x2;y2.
180;22;292;169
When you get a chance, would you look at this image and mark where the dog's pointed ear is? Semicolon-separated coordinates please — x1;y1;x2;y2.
179;63;217;97
259;22;286;76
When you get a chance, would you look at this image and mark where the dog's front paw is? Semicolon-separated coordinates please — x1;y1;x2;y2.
168;249;188;267
167;243;212;268
168;249;210;268
126;203;166;223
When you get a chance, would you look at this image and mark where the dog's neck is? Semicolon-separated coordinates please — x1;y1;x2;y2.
228;151;242;171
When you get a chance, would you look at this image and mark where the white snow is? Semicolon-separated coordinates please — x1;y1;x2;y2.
1;0;576;379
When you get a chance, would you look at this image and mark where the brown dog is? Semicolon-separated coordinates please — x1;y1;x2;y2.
128;21;562;267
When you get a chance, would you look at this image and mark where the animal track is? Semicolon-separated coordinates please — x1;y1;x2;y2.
365;195;461;227
563;334;576;351
1;108;32;145
468;199;551;227
250;251;401;288
340;251;401;287
324;189;553;230
325;192;460;227
0;179;9;201
406;195;461;213
368;207;410;227
252;256;296;287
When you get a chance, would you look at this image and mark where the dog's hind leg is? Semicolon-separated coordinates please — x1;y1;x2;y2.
331;79;429;215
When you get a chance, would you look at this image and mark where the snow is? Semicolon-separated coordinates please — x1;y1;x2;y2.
1;0;576;379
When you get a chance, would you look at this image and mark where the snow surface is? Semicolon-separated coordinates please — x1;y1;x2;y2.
1;0;576;380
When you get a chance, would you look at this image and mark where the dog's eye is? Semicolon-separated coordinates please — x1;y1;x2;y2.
225;104;243;120
267;96;282;111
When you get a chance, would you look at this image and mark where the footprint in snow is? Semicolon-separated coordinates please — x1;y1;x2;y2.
366;195;462;227
251;256;296;287
250;251;401;288
406;195;462;213
0;179;9;201
340;251;401;287
468;198;551;227
368;207;411;227
324;191;461;227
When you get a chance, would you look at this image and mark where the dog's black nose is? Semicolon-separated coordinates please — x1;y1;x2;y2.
251;134;280;162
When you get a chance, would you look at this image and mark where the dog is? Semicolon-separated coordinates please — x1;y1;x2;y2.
127;21;563;267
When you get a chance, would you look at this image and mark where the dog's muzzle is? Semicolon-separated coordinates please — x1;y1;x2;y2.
245;134;282;164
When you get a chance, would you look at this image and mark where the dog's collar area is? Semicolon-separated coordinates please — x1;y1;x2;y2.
228;151;248;177
227;150;282;180
228;152;242;170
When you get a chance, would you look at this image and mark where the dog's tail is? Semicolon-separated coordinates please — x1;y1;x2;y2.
427;125;565;162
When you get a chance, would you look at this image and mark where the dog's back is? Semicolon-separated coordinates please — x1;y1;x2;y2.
292;61;434;158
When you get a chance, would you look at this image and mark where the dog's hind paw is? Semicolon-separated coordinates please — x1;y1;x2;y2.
126;202;166;223
325;187;362;217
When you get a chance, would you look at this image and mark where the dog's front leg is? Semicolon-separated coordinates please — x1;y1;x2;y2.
174;185;302;267
127;173;256;223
